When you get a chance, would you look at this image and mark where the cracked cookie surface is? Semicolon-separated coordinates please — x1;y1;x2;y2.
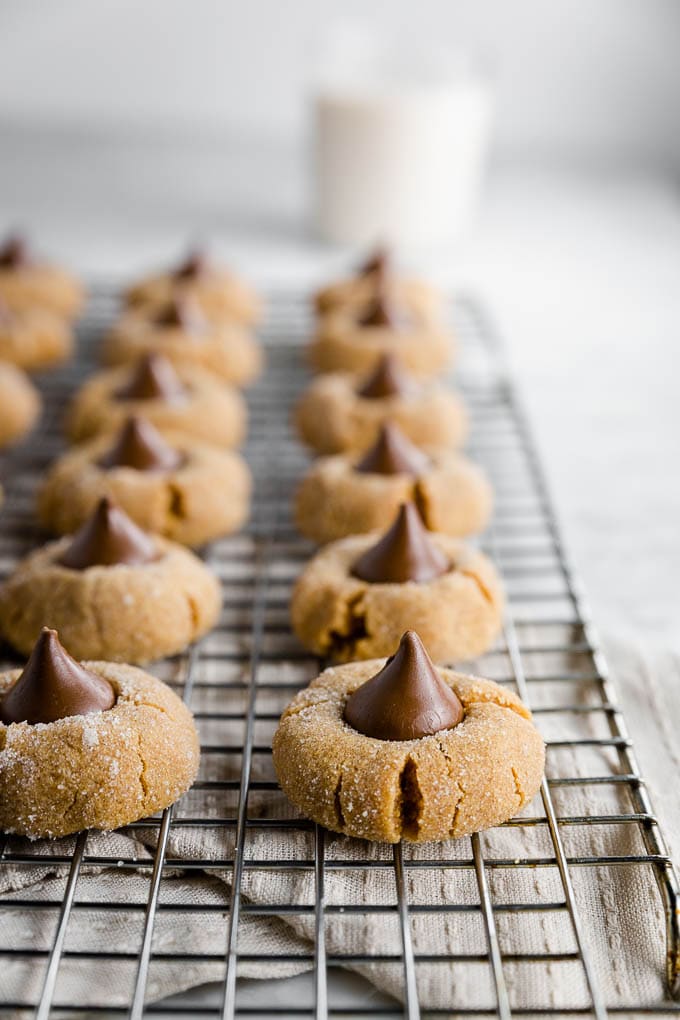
272;660;545;842
0;536;221;663
290;533;504;663
294;372;467;455
65;362;247;447
309;304;453;377
38;430;251;547
0;661;199;838
294;447;492;544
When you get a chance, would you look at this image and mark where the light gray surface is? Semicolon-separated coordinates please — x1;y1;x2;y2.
1;0;680;169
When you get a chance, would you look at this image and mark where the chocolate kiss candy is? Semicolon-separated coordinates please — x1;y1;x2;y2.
357;353;416;400
0;234;31;268
344;630;464;741
358;246;389;277
174;249;209;280
98;417;182;472
351;502;450;584
59;497;159;570
115;352;186;403
358;291;400;328
0;627;115;725
355;422;430;477
153;293;207;333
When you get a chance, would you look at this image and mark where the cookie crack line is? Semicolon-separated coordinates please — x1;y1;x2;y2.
326;591;369;659
333;772;345;829
136;729;149;801
437;739;465;837
398;756;424;840
166;480;186;523
510;765;525;808
459;567;495;606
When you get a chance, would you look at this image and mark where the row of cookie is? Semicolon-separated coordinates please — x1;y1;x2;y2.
0;248;268;838
286;252;501;662
1;243;271;659
0;237;264;448
269;255;544;843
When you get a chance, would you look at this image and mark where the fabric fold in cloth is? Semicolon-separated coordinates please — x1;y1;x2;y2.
1;633;678;1011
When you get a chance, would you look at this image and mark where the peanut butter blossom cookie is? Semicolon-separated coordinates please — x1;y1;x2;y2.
39;416;251;546
65;351;247;447
0;295;73;371
125;249;261;325
294;353;467;455
101;293;263;387
295;421;492;544
291;502;503;663
309;267;453;377
273;630;545;842
314;247;444;319
0;628;199;838
0;497;221;663
0;234;84;319
0;361;41;448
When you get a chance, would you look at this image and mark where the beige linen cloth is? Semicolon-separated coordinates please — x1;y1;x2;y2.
2;634;679;1014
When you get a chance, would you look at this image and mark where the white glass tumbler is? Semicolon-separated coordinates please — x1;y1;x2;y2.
313;27;493;248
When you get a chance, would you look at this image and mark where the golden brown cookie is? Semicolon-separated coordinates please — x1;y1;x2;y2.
314;248;444;318
0;498;222;663
309;297;452;377
101;294;263;387
0;299;73;371
290;504;503;662
125;250;261;325
273;631;544;843
0;235;84;319
38;417;251;547
294;424;492;544
0;629;199;838
65;352;247;447
0;361;41;447
294;356;467;455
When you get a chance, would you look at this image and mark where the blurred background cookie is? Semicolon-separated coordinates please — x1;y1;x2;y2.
101;293;263;387
65;351;247;447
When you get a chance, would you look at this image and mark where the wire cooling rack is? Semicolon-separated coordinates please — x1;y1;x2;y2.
0;287;678;1019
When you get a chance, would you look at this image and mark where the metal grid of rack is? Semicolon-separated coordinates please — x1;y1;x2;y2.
0;287;678;1018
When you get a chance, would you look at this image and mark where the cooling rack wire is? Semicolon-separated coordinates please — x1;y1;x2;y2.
0;286;678;1019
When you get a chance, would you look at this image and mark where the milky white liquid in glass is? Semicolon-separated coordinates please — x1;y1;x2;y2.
314;80;492;248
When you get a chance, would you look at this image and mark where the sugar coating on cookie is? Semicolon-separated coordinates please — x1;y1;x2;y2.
38;419;252;546
294;361;467;455
273;633;544;843
0;640;200;838
294;424;492;544
65;353;247;447
290;505;504;663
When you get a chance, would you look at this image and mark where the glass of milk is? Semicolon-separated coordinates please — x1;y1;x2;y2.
312;24;494;249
